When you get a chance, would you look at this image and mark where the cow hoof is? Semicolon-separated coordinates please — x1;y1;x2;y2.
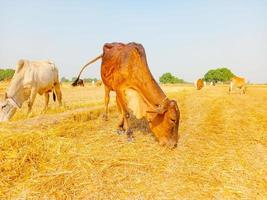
126;129;134;142
42;109;48;114
117;128;125;135
127;136;134;142
102;115;108;121
126;129;133;134
27;112;34;118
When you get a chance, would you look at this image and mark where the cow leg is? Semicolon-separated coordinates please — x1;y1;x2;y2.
241;86;245;94
116;95;125;134
116;90;134;141
229;82;233;94
43;92;49;112
27;88;37;116
103;86;111;121
54;83;62;106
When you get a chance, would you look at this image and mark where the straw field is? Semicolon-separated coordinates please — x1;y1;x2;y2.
0;83;266;199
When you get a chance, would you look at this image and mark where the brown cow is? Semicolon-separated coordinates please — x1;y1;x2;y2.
229;76;247;94
76;79;84;87
195;79;204;90
73;42;180;148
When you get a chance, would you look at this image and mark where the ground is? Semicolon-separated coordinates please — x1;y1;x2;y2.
0;83;266;199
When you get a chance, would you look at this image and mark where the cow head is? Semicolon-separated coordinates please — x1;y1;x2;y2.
0;98;17;122
147;99;180;148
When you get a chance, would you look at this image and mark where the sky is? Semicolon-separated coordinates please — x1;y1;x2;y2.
0;0;266;83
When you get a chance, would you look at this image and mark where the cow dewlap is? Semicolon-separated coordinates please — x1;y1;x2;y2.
125;89;149;119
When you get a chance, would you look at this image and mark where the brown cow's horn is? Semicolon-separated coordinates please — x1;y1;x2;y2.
156;106;167;114
156;97;169;114
146;96;169;114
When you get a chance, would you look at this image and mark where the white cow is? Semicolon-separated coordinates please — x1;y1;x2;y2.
0;59;62;121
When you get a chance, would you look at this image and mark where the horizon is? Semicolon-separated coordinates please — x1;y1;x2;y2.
0;1;266;83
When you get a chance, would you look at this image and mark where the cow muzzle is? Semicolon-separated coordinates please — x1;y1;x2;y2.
159;137;178;149
0;100;17;122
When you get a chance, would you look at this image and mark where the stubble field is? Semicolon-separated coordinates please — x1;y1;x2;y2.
0;83;266;199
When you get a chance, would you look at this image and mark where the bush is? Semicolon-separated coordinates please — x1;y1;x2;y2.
0;69;15;81
70;77;98;83
159;72;185;84
61;77;70;82
83;78;98;83
204;68;234;83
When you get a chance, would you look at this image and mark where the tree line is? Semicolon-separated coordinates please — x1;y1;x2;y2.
0;67;235;84
159;67;235;84
61;77;99;83
0;69;15;81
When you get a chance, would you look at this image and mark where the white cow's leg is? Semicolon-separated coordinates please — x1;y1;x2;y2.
54;83;62;107
241;85;246;94
27;88;37;116
43;92;49;112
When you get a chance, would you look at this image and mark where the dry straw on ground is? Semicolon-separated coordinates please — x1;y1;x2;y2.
0;84;266;199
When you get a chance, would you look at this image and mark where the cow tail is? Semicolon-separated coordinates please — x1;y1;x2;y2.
53;91;56;102
72;54;103;86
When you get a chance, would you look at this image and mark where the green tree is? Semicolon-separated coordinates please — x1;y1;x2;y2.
159;72;185;84
204;68;234;83
0;69;15;81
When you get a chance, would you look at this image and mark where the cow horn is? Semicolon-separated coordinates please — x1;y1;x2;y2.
146;97;169;114
146;106;166;115
156;97;169;114
156;106;167;114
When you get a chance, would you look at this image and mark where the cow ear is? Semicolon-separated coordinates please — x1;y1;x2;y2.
147;106;167;115
169;100;177;108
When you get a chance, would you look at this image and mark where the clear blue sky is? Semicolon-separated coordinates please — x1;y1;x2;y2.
0;0;266;83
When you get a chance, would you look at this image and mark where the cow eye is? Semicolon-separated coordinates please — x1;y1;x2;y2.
1;104;7;109
170;118;176;123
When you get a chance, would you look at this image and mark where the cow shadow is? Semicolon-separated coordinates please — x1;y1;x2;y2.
129;113;151;135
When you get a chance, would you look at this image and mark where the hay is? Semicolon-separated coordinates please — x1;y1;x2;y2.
0;84;266;199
